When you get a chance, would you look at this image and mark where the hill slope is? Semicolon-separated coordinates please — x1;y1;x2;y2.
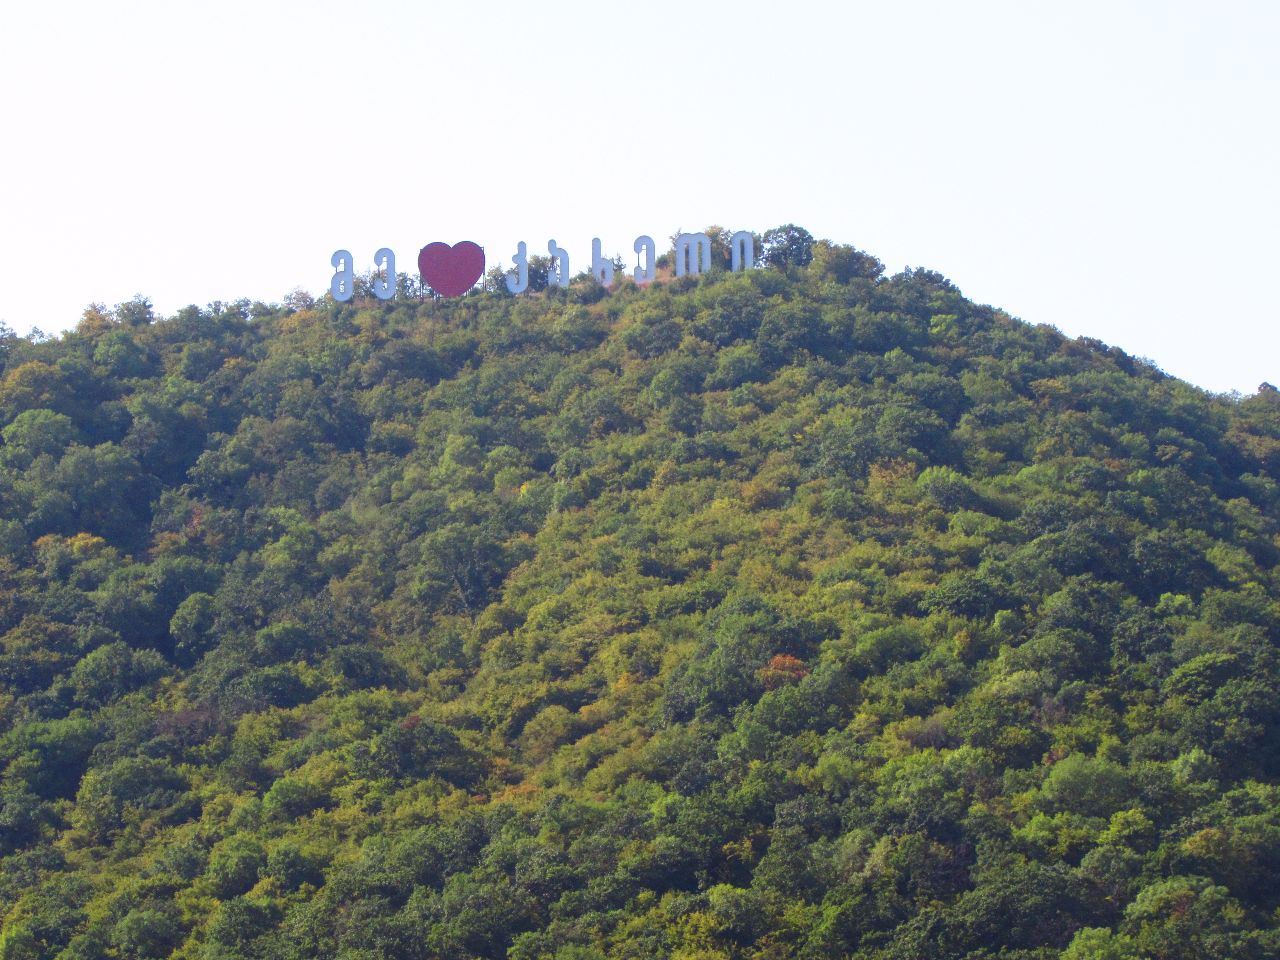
1;237;1279;959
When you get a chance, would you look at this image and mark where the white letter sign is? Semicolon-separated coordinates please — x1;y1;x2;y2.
633;235;656;283
506;241;529;294
674;233;712;277
547;239;570;288
374;247;395;300
591;238;614;285
331;250;354;302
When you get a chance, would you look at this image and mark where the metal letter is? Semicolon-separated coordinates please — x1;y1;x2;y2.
591;238;614;285
374;247;395;300
730;231;755;272
547;239;570;288
674;233;713;277
633;235;656;283
506;241;529;294
331;250;354;302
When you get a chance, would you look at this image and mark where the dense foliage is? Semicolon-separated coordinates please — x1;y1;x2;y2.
1;233;1278;959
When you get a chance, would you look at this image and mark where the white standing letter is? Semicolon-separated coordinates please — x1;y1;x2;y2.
374;247;395;299
591;238;614;285
633;235;656;283
547;239;570;288
331;250;354;302
674;233;713;277
730;231;755;272
506;241;529;294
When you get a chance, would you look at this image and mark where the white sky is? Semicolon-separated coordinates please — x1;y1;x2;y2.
0;0;1275;394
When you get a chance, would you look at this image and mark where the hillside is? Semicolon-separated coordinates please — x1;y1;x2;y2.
1;231;1279;959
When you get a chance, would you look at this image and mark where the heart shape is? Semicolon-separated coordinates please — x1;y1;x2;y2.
418;241;485;298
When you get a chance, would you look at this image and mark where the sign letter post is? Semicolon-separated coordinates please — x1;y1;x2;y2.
374;248;395;300
730;231;754;273
506;241;529;294
547;239;570;288
633;235;656;283
331;250;355;302
674;233;713;278
591;239;614;285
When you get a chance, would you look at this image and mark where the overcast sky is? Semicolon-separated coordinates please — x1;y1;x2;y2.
1;1;1275;394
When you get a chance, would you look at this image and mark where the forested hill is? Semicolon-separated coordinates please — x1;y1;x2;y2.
1;229;1279;960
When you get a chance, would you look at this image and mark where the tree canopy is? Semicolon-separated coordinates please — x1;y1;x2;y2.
0;229;1278;958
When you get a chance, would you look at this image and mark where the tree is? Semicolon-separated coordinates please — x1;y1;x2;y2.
114;294;154;327
110;905;182;959
0;361;74;422
169;592;218;665
68;641;166;706
810;240;884;282
761;224;815;268
71;757;188;841
204;836;268;898
0;409;82;468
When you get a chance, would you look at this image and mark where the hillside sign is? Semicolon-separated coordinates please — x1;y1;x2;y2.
329;231;758;302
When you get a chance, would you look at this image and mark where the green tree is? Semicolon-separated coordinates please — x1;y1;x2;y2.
761;223;815;268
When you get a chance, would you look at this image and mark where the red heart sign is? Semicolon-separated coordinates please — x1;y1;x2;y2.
418;241;485;298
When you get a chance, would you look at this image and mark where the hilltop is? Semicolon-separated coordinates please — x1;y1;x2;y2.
1;229;1278;959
